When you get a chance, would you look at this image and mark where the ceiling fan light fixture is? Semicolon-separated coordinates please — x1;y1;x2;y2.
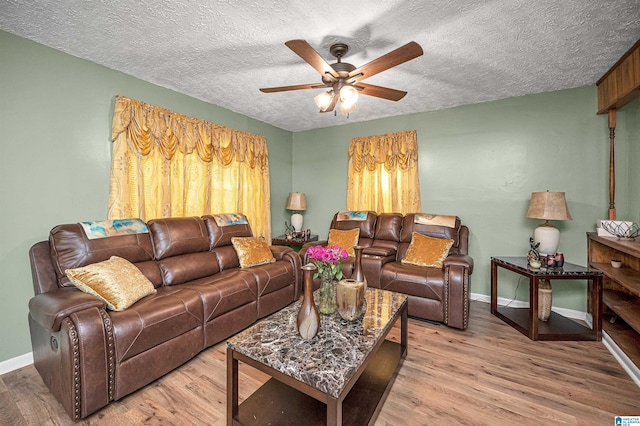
339;101;356;116
314;90;333;110
339;85;358;107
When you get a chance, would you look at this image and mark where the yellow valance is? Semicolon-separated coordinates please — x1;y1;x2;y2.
348;130;418;172
111;95;268;170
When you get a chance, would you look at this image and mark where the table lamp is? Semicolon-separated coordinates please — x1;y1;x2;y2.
286;192;306;232
526;191;572;255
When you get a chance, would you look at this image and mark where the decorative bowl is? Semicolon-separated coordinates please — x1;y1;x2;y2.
611;259;622;269
600;221;640;239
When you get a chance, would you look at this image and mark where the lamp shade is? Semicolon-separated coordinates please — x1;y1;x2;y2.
526;191;572;221
526;191;572;255
286;192;306;211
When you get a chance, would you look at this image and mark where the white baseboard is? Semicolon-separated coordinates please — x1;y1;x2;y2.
0;352;33;376
602;330;640;388
470;292;588;322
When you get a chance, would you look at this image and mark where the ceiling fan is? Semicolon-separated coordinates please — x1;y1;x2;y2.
260;40;423;116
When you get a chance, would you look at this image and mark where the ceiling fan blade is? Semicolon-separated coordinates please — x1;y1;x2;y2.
348;41;423;83
260;83;325;93
319;94;338;113
355;83;407;101
285;40;339;79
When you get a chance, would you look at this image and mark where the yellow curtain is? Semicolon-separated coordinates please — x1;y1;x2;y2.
108;95;271;240
347;130;421;214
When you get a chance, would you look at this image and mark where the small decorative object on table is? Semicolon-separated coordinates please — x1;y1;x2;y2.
546;253;556;267
336;246;367;321
527;238;541;268
528;238;552;320
284;221;295;240
611;259;622;268
297;264;320;339
306;245;348;314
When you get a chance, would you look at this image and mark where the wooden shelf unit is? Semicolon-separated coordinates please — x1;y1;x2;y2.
587;232;640;370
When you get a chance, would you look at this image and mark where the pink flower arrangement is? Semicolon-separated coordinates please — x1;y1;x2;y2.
306;245;348;281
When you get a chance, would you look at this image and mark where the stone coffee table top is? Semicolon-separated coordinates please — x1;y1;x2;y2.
227;288;407;399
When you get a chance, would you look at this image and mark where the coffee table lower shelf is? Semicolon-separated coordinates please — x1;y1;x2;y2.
232;340;403;426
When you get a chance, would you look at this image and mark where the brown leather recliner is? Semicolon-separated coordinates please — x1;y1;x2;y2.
301;212;473;329
28;215;300;420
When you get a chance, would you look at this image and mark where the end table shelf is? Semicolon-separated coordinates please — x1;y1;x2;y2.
490;256;602;341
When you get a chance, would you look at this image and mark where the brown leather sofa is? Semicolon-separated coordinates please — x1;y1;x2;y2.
28;215;300;420
300;211;473;329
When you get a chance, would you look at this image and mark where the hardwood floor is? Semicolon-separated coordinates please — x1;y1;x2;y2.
2;301;639;425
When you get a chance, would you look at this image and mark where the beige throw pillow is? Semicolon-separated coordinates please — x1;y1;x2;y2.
66;256;157;311
402;232;454;268
327;228;360;256
231;237;276;268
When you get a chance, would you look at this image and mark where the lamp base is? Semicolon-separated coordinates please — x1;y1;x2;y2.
534;222;560;256
291;213;303;232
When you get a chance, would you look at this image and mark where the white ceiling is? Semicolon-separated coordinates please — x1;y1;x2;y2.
1;1;639;132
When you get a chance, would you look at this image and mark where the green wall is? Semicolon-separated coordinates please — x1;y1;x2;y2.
0;31;293;363
292;86;637;310
1;29;638;365
618;98;639;222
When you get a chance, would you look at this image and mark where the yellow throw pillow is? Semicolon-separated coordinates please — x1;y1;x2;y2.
231;237;276;268
65;256;157;311
402;232;454;268
327;228;360;256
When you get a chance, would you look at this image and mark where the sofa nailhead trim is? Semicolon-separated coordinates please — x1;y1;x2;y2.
98;309;116;401
64;318;81;420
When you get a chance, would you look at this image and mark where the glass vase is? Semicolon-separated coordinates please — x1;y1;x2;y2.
318;276;336;314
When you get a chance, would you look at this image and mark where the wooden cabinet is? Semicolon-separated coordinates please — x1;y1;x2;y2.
587;232;640;369
597;39;640;114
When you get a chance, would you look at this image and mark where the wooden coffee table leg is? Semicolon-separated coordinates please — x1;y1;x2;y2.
326;397;341;426
401;302;408;357
227;347;238;426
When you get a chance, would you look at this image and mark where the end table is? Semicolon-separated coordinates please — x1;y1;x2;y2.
490;256;602;341
272;234;318;251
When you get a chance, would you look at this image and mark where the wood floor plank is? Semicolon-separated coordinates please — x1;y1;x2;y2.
1;300;639;425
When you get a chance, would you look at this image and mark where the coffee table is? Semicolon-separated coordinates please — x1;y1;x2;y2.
226;288;408;426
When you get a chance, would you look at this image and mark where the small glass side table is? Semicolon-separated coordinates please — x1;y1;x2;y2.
490;256;602;341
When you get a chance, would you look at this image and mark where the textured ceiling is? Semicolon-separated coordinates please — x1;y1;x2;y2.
1;1;639;132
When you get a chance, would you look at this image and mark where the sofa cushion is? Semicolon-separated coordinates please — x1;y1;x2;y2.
49;223;161;288
203;214;254;270
231;237;276;268
147;217;210;260
179;269;258;323
203;214;253;248
148;217;220;286
329;211;377;248
380;262;445;302
327;228;360;256
109;286;204;362
402;233;454;268
65;256;157;311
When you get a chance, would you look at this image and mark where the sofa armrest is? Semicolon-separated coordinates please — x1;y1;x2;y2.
28;287;106;332
269;245;302;300
363;246;397;257
443;254;473;329
269;245;295;260
443;254;474;274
